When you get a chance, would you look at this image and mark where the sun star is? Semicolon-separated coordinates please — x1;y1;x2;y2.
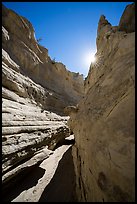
91;55;96;63
84;52;96;66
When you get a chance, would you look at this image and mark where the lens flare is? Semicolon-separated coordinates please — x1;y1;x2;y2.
84;52;96;67
91;55;96;63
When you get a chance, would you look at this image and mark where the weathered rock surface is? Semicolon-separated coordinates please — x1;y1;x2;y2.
2;4;84;115
2;2;135;202
2;137;76;202
118;3;135;33
2;95;70;184
68;3;135;202
2;4;84;193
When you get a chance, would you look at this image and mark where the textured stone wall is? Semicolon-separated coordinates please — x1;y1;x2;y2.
2;4;84;116
68;3;135;202
2;4;84;188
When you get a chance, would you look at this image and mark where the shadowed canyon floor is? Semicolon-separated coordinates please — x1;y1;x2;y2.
2;3;135;202
2;135;77;202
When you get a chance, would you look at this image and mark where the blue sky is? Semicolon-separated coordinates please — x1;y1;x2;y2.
3;2;132;77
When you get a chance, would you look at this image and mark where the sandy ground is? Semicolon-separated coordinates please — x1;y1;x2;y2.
6;135;76;202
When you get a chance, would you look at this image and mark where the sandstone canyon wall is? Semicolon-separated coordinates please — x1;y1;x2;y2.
68;3;135;202
2;4;84;115
2;4;84;195
2;3;135;202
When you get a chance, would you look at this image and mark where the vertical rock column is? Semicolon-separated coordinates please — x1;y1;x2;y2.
69;3;135;202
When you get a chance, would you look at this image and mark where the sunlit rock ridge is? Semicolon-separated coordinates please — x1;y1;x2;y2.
2;4;84;200
68;3;135;202
2;4;84;115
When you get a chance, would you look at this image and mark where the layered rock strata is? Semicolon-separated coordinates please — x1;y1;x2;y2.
2;4;84;115
68;3;135;202
2;4;84;193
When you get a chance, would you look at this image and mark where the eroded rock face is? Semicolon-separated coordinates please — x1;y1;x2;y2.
2;4;84;190
2;4;84;115
68;3;135;202
2;92;70;184
118;3;135;33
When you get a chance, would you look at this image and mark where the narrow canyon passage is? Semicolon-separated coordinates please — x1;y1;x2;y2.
2;135;77;202
2;3;135;202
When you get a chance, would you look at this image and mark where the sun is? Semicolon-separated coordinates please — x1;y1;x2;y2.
91;55;96;63
84;52;96;67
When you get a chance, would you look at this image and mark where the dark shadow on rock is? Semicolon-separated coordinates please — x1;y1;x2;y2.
2;164;45;202
38;146;77;202
53;138;75;150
